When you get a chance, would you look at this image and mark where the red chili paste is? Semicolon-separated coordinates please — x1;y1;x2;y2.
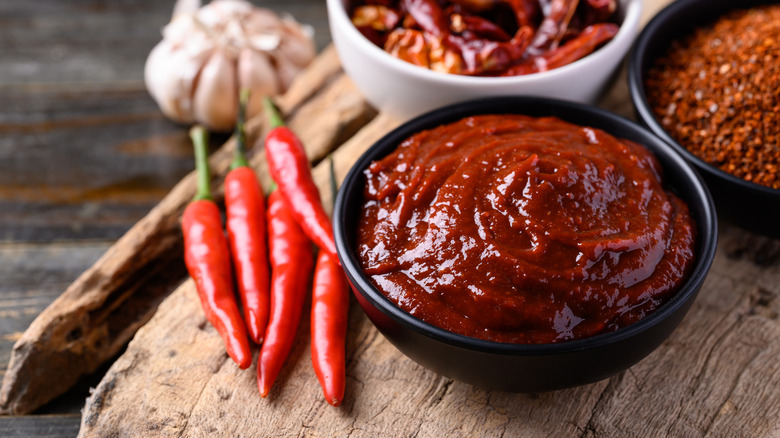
356;114;697;344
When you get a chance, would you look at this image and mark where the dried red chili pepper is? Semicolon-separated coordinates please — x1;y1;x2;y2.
447;26;533;74
506;0;538;28
403;0;449;36
225;90;270;345
311;159;350;406
385;29;433;68
350;0;619;76
182;125;252;370
540;22;619;70
501;22;618;75
257;189;314;397
528;0;580;53
352;5;401;47
452;14;511;41
262;97;339;262
581;0;617;25
352;5;400;31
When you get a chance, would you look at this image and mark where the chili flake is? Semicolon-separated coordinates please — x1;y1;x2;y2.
645;4;780;189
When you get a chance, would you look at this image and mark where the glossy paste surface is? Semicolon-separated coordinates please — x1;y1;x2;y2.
357;114;696;343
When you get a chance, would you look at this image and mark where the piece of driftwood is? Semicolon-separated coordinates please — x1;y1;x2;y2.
78;111;780;436
0;45;374;415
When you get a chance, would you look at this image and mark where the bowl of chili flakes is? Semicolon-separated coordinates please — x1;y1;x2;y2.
327;0;642;121
629;0;780;237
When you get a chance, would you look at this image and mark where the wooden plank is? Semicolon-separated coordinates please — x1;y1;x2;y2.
0;93;203;242
0;242;119;427
0;0;330;87
0;242;108;382
0;0;200;243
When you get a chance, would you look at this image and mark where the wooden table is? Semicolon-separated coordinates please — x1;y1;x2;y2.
2;0;779;437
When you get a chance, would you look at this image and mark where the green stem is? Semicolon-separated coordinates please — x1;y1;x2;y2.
231;89;251;170
263;96;285;129
328;155;338;209
190;125;212;201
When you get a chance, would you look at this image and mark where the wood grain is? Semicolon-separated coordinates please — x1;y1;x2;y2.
0;415;82;438
0;243;107;382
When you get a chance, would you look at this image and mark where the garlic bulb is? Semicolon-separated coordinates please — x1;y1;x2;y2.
145;0;316;131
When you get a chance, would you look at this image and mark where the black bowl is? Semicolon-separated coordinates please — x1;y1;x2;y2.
333;97;717;392
628;0;780;237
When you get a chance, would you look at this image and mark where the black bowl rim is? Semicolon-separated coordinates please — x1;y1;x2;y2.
334;96;718;357
627;0;780;199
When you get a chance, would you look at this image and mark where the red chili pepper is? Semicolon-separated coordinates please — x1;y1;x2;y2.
456;14;511;41
257;189;314;397
225;90;270;345
403;0;448;36
446;26;533;75
310;251;349;406
182;126;252;370
541;23;619;70
582;0;617;25
529;0;580;52
311;158;350;406
262;97;338;263
505;0;538;28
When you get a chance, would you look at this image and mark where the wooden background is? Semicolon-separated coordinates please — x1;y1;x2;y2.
2;0;780;437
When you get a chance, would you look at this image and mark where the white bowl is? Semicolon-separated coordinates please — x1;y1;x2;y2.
327;0;642;121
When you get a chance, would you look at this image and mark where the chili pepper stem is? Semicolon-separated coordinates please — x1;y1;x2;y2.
231;89;251;170
190;125;212;201
328;156;338;211
263;96;285;129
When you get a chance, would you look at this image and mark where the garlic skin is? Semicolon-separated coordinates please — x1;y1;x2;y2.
145;0;316;131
